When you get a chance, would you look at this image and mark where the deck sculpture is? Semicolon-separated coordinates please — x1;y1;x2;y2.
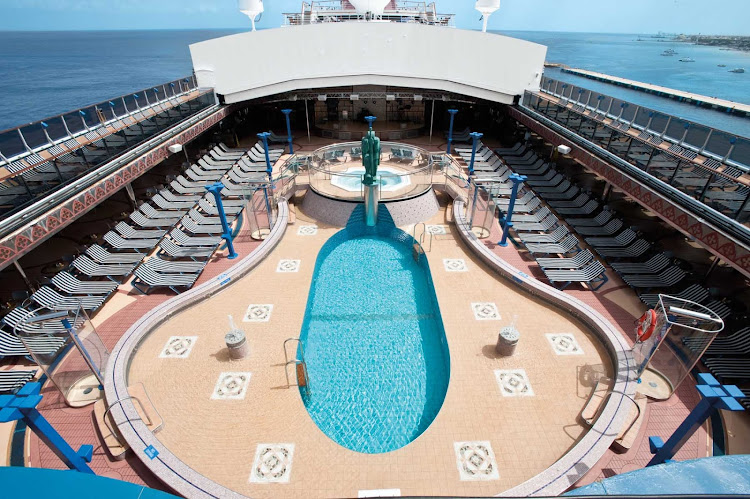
362;116;381;226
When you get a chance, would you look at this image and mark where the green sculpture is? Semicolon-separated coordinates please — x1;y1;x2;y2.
361;117;381;186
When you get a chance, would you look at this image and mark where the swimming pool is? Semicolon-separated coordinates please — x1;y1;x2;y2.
330;166;411;192
298;209;450;454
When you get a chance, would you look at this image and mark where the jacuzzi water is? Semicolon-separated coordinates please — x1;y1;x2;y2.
298;210;450;453
330;166;411;192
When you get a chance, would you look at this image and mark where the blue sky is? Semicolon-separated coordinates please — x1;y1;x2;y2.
0;0;747;34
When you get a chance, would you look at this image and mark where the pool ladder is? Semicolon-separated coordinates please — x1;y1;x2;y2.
283;338;310;395
412;223;433;262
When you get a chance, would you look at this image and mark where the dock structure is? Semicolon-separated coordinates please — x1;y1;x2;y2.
561;67;750;117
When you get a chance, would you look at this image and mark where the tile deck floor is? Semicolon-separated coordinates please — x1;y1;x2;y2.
20;136;718;497
124;202;614;498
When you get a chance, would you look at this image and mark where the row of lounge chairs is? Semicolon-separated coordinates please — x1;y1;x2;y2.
496;140;748;385
0;142;280;363
494;143;699;292
455;142;608;291
128;141;280;294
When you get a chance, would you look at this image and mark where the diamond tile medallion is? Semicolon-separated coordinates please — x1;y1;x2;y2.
454;441;500;481
277;259;301;273
443;258;468;272
244;304;273;323
471;302;501;321
211;372;252;400
425;224;448;235
296;225;318;236
158;336;198;359
546;333;584;355
249;443;295;483
494;369;534;397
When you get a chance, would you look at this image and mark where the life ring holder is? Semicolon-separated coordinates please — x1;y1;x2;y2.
636;309;658;342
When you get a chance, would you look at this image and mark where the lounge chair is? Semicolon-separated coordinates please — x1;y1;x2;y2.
131;266;200;295
555;199;600;216
86;244;144;265
140;203;187;219
585;228;638;248
567;210;614;228
701;357;750;383
179;215;224;235
512;214;560;232
70;255;138;281
0;331;66;360
2;307;85;334
168;228;222;247
0;370;36;394
141;256;207;274
152;193;197;210
701;327;750;356
542;261;609;291
130;211;180;228
519;226;570;244
547;193;591;209
51;271;119;295
620;266;687;289
511;206;552;223
103;231;158;252
30;286;107;311
524;234;581;255
495;143;525;156
594;239;651;259
536;249;595;270
115;222;166;240
575;219;624;237
611;253;671;275
198;197;243;216
157;239;217;260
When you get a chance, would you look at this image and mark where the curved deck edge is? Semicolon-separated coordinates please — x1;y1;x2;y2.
450;201;638;497
103;200;289;499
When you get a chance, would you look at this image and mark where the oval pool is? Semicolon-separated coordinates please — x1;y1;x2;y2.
298;213;450;454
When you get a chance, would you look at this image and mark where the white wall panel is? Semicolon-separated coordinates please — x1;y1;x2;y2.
190;23;546;104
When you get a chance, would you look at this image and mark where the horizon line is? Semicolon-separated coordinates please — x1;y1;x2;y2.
0;27;748;36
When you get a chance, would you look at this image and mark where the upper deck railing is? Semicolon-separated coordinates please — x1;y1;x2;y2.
283;1;454;26
0;76;217;221
0;75;199;169
540;76;749;172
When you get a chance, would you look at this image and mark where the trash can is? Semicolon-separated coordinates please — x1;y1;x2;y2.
226;315;248;360
496;326;519;356
226;330;248;359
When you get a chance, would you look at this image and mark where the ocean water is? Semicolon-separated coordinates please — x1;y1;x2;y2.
0;30;747;135
298;217;450;453
0;30;240;132
501;31;750;137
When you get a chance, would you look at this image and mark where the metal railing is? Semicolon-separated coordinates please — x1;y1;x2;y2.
518;93;750;244
525;91;750;222
540;76;749;171
0;91;216;222
283;1;453;26
0;75;199;166
307;141;435;202
0;99;221;239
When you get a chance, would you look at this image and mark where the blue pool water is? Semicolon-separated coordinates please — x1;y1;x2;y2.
298;208;450;454
332;167;408;192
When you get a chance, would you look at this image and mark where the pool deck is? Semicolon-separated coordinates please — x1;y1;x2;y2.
19;135;719;497
123;198;618;498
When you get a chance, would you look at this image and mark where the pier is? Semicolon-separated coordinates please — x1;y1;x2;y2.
561;67;750;117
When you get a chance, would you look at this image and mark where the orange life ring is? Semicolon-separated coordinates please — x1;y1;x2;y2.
637;309;658;342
